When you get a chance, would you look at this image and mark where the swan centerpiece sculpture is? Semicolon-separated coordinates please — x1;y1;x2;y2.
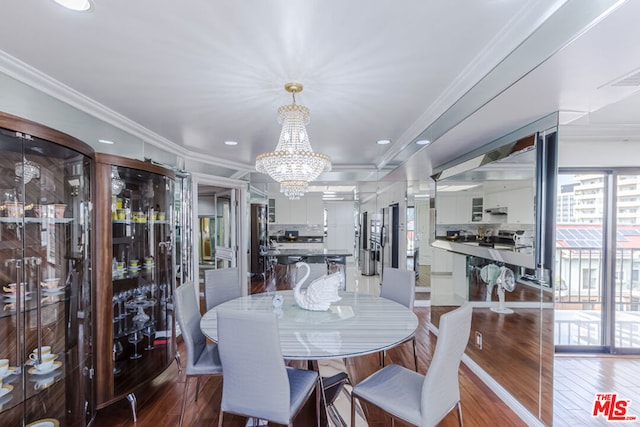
293;262;342;311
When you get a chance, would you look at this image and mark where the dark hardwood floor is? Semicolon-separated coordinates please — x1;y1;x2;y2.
92;267;639;426
92;304;526;427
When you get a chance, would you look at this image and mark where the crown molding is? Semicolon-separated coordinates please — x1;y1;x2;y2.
0;49;255;174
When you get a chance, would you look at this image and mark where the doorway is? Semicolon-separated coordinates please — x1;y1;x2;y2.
555;171;640;353
194;177;247;301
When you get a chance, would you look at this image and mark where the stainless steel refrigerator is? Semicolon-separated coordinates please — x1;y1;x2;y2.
381;203;400;280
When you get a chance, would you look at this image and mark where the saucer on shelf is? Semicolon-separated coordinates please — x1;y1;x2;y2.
0;384;13;398
143;263;155;268
3;292;33;301
43;287;64;294
28;360;61;374
0;366;18;380
26;418;60;427
128;266;141;271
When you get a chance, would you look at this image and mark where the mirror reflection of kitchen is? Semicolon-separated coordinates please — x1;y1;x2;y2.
433;134;537;268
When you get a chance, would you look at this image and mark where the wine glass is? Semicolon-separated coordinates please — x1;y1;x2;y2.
127;331;143;360
112;340;124;375
143;325;156;351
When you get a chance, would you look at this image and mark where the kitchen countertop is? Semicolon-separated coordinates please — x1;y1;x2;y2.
266;248;352;257
432;238;534;268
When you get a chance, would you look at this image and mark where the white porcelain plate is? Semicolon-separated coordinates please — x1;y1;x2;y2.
42;287;64;294
3;293;33;301
28;361;62;375
0;384;13;398
26;418;60;427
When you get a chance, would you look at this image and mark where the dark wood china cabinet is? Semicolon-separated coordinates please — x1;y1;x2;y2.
94;154;176;418
0;112;94;426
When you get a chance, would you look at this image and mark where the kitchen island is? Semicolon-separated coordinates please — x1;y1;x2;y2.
265;248;352;288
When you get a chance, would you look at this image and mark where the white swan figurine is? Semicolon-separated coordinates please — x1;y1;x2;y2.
293;262;342;311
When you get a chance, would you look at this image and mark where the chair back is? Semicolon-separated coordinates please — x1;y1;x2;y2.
174;282;207;375
380;267;415;310
204;267;241;311
421;303;472;426
217;310;291;423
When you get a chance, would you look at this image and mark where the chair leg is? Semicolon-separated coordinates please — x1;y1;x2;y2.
175;351;183;374
194;376;201;401
380;349;386;367
412;338;418;372
316;379;321;427
179;376;190;427
456;401;464;426
217;410;224;427
351;394;357;427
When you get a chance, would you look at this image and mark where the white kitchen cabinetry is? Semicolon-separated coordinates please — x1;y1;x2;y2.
436;194;471;224
272;193;325;224
507;186;534;224
306;196;325;224
484;186;534;224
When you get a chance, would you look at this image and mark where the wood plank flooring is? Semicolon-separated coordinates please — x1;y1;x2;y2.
92;305;526;427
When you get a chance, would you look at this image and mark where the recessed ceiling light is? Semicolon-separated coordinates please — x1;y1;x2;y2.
98;139;114;145
224;141;238;146
377;139;391;145
416;139;431;146
52;0;92;11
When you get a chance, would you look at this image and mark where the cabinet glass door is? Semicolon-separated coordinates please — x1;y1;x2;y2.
0;128;93;426
110;166;175;396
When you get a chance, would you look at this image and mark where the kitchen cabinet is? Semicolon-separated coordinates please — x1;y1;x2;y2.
507;186;534;224
436;194;471;224
94;154;176;415
272;193;324;224
0;112;94;426
484;186;534;224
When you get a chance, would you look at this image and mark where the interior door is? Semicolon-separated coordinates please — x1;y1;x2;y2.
213;190;238;268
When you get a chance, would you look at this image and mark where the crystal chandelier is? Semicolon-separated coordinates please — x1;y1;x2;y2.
111;166;125;195
15;160;40;184
255;83;331;200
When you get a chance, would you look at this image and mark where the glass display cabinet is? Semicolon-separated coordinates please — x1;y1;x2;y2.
0;112;94;426
94;154;176;417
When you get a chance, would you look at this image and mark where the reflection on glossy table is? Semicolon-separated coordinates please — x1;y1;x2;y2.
200;290;418;360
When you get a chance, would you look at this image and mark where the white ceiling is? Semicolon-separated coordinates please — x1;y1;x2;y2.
1;0;639;197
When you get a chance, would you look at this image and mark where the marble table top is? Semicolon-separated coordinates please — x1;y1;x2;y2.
201;290;418;360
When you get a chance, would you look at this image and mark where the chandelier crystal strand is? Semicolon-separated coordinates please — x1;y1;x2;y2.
255;83;331;199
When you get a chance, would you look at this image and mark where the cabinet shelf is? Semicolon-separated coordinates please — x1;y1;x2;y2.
0;217;73;224
0;292;70;319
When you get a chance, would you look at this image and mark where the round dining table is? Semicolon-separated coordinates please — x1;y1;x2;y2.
200;290;419;360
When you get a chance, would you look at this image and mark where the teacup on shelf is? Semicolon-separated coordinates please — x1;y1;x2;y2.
0;359;8;377
29;346;52;363
3;283;26;294
41;278;60;290
33;353;56;371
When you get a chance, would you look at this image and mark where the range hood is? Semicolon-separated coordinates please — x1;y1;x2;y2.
485;206;508;215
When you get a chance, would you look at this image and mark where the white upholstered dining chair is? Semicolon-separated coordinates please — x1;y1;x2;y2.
351;303;472;427
174;282;223;427
204;267;241;311
380;267;417;370
216;309;321;427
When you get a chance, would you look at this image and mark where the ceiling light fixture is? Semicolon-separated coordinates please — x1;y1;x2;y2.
98;139;114;145
111;166;125;195
377;139;391;145
224;140;238;146
52;0;92;11
15;160;40;184
255;83;331;200
416;139;431;145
